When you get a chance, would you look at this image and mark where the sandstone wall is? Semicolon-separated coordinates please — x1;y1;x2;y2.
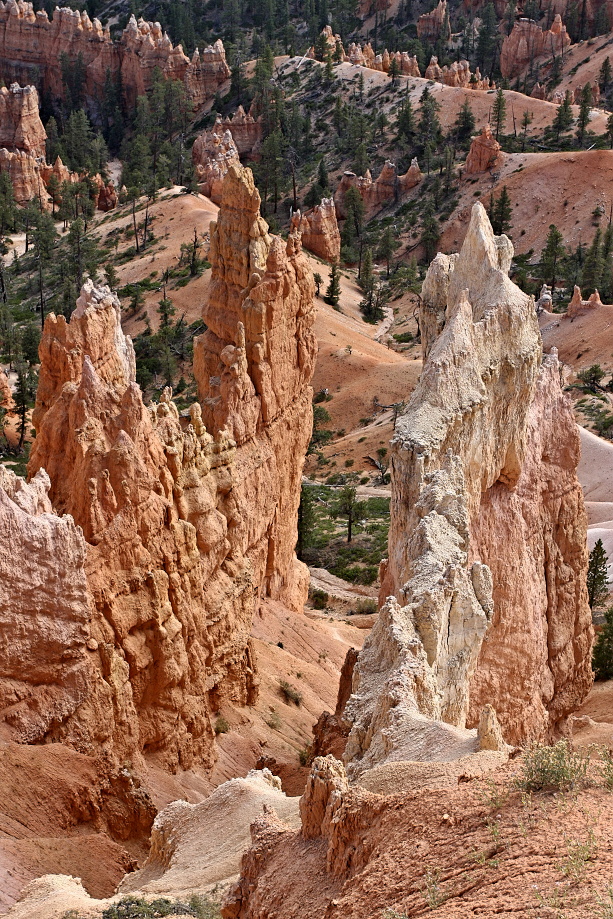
192;124;240;205
0;2;229;114
0;165;315;773
334;160;422;221
290;199;341;263
343;203;592;774
500;16;570;80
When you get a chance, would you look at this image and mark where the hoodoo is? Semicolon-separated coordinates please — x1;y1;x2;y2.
1;164;316;774
343;202;592;774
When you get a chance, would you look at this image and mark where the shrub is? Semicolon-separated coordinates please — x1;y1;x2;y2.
299;745;311;766
101;895;216;919
311;588;329;610
515;741;590;793
354;597;378;614
266;709;282;730
279;679;303;706
214;715;229;735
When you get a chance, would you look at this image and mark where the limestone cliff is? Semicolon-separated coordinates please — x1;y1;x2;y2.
0;165;315;773
343;203;592;774
0;3;229;113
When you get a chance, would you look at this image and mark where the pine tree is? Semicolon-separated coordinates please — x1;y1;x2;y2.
599;55;612;93
417;87;442;149
313;272;323;296
607;112;613;149
576;83;592;146
588;538;610;609
477;2;498;74
540;224;566;292
317;158;329;193
455;99;475;144
14;361;30;449
583;228;604;294
396;96;415;142
389;56;400;85
420;204;440;263
352;142;368;177
359;247;373;290
593;606;613;679
492;87;507;141
332;485;366;543
520;110;533;152
377;227;397;278
552;91;574;142
296;483;316;560
325;262;341;307
491;186;512;235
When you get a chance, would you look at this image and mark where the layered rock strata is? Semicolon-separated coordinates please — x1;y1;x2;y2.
342;202;592;774
290;199;341;263
0;164;315;774
334;160;422;220
217;106;262;158
192;124;241;205
465;124;503;174
500;16;570;80
0;3;229;112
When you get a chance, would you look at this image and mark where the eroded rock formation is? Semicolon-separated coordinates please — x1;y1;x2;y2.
0;164;315;775
500;16;570;80
417;0;451;41
343;202;592;774
567;284;604;318
335;160;422;220
424;56;492;90
465;124;503;174
290;198;341;263
0;82;45;156
218;106;262;158
192;124;241;205
0;3;229;113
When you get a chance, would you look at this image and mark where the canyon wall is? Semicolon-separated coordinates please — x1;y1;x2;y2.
342;202;592;774
0;164;315;774
0;2;229;113
290;199;341;263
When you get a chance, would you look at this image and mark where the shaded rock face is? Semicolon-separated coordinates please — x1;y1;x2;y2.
0;165;315;773
0;82;45;156
343;203;592;774
0;146;46;205
500;16;570;80
290;198;341;263
0;3;229;113
465;124;502;174
192;124;240;205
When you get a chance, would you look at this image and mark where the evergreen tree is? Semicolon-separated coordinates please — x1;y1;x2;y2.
477;3;498;74
377;227;397;278
417;87;442;150
332;485;366;543
588;538;610;609
583;228;604;294
420;203;440;262
454;99;475;144
296;483;316;560
599;55;612;93
13;361;30;449
593;606;613;680
539;224;566;292
552;91;574;142
607;112;613;149
359;247;373;290
353;142;368;177
491;186;512;235
389;56;400;85
576;83;592;146
325;262;341;307
313;272;323;296
317;158;329;192
396;96;415;142
520;109;533;151
492;87;507;141
20;324;40;365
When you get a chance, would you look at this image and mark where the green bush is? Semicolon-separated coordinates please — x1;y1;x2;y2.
101;895;221;919
278;679;303;706
311;588;329;610
214;715;229;735
515;741;590;793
